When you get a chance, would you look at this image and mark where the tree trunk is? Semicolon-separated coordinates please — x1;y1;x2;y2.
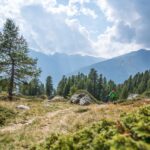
8;63;14;100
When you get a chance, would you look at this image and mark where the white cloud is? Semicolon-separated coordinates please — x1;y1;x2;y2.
92;0;150;57
80;7;98;19
21;5;92;54
0;0;150;58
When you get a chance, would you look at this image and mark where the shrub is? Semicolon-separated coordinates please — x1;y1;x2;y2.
143;91;150;98
34;105;150;150
0;106;16;126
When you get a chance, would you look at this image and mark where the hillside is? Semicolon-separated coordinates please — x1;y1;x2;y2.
0;96;150;149
30;50;105;86
76;49;150;83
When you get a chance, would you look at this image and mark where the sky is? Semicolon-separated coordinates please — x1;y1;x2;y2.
0;0;150;58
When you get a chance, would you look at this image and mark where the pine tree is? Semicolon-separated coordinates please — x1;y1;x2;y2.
28;78;44;96
46;76;53;98
88;68;98;97
120;85;128;99
97;74;103;100
63;80;70;97
69;85;78;96
0;19;40;100
138;81;146;94
57;75;67;96
147;79;150;90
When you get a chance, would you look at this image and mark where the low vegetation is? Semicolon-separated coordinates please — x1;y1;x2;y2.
0;97;149;149
34;105;150;150
0;106;16;126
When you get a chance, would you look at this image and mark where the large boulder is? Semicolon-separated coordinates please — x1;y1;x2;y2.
80;95;92;105
70;92;95;105
70;94;82;104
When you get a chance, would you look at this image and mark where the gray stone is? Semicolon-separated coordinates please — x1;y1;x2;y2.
70;93;93;105
49;96;66;102
16;105;30;110
127;94;139;100
79;95;92;105
70;94;81;104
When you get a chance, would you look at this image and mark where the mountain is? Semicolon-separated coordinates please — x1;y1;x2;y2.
30;51;105;86
75;49;150;83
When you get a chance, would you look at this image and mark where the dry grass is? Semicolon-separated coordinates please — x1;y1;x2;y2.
0;98;150;149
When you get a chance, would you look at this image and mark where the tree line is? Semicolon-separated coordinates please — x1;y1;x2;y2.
57;68;117;100
119;70;150;99
57;69;150;100
19;76;54;98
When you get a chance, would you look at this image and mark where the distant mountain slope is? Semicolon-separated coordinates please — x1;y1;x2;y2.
30;50;105;86
76;49;150;83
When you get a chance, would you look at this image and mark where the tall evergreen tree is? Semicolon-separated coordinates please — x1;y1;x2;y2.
19;78;44;96
57;75;67;96
120;85;128;99
46;76;53;98
88;68;98;97
0;19;40;100
97;74;104;100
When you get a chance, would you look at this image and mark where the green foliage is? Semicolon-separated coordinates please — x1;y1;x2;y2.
46;76;53;98
56;69;150;102
19;78;45;96
35;105;150;150
68;85;78;97
108;135;149;150
0;78;8;92
0;106;16;126
143;91;150;98
119;70;150;99
120;85;128;99
57;69;117;101
0;19;40;99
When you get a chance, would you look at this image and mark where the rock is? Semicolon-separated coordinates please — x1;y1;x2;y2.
48;96;66;102
16;105;30;110
70;94;81;104
70;93;93;105
127;94;139;100
80;95;92;105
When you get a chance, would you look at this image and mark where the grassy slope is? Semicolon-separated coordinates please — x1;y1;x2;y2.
0;97;150;149
36;105;150;150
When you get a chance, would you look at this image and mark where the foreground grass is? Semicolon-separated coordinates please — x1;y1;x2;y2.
0;98;150;149
35;105;150;150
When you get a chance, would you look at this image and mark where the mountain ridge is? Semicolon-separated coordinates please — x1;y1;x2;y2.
73;49;150;83
29;50;105;86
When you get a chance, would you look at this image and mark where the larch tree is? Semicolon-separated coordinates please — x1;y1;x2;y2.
0;19;40;100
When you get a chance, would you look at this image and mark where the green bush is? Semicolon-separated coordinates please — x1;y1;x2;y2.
108;135;149;150
121;106;150;143
143;91;150;98
0;106;16;126
34;105;150;150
